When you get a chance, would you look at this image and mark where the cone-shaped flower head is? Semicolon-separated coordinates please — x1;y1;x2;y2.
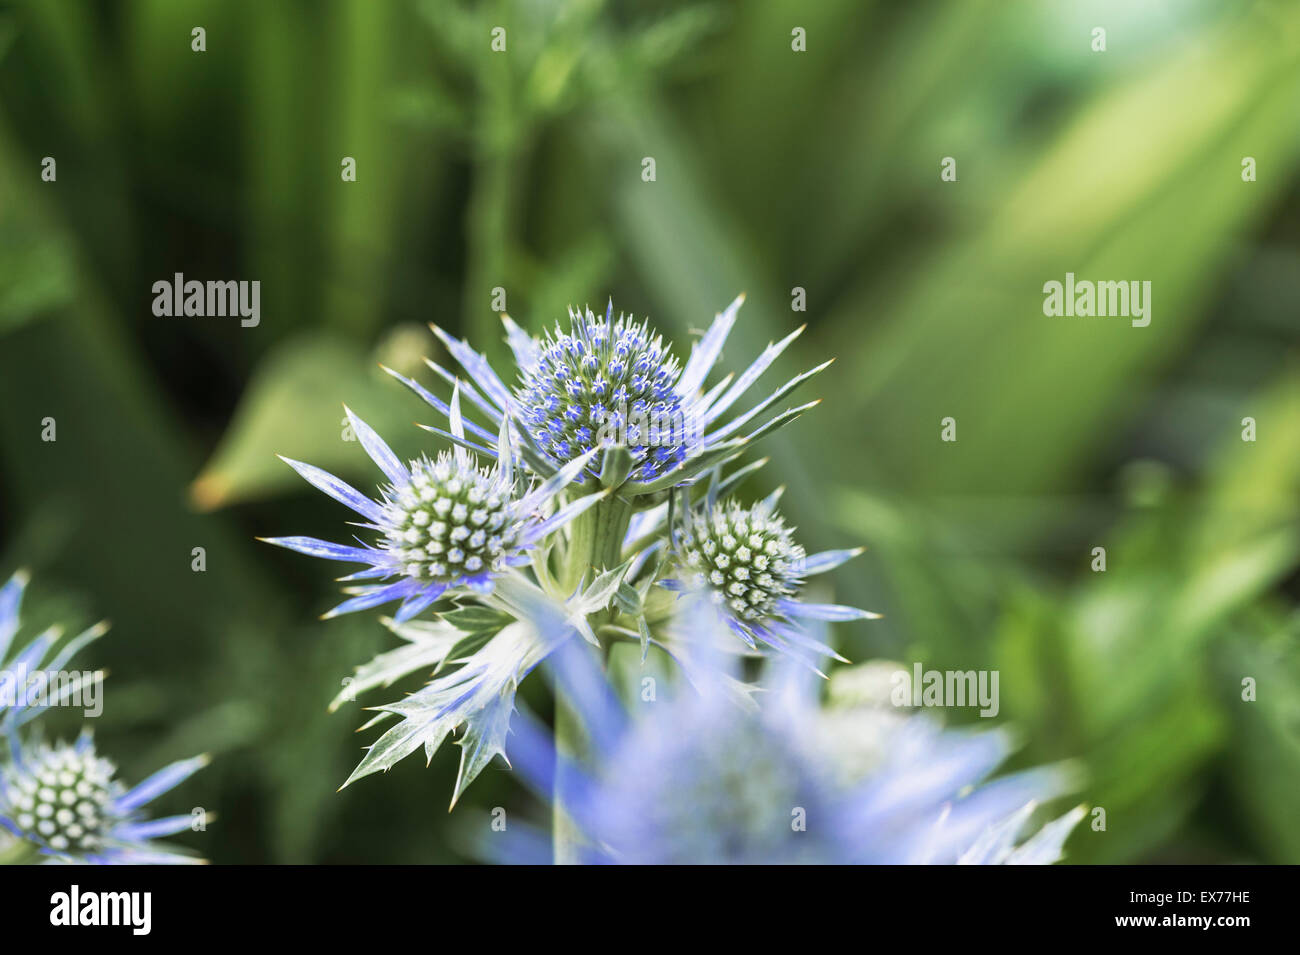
678;498;806;622
379;452;517;583
664;493;877;668
2;739;119;856
0;732;208;864
514;304;690;483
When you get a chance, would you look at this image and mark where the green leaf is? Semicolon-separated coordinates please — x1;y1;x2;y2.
439;605;514;634
599;445;633;488
614;580;641;616
578;556;635;613
190;333;431;510
637;613;651;663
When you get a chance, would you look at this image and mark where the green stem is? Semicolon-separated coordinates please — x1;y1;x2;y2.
560;494;633;593
0;837;39;865
552;495;634;863
551;695;588;865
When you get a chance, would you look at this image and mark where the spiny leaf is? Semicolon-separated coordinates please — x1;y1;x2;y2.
440;605;514;634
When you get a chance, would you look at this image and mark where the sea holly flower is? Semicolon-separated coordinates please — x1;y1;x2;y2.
0;570;106;734
661;492;878;669
0;570;210;865
261;401;607;623
262;397;613;801
385;295;831;495
0;731;208;864
267;297;872;807
515;311;688;483
489;603;1085;865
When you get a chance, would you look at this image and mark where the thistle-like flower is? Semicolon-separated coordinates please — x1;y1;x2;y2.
515;311;688;482
664;492;878;668
261;402;606;622
265;297;871;808
385;295;829;495
492;604;1085;865
0;570;209;864
0;731;208;864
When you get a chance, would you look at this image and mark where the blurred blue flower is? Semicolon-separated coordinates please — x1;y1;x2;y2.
494;601;1084;865
387;295;830;494
262;399;606;622
0;730;208;864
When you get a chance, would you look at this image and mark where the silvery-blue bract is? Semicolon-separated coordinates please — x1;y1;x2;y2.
0;571;106;735
262;398;607;622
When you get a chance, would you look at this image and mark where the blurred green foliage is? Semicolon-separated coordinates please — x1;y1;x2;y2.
0;0;1297;862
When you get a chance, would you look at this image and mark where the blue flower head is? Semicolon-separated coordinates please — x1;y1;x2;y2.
0;731;208;864
387;294;830;495
515;304;689;483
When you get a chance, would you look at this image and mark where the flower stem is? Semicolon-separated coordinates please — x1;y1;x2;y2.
552;694;588;865
560;493;633;592
0;838;39;865
552;494;634;863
